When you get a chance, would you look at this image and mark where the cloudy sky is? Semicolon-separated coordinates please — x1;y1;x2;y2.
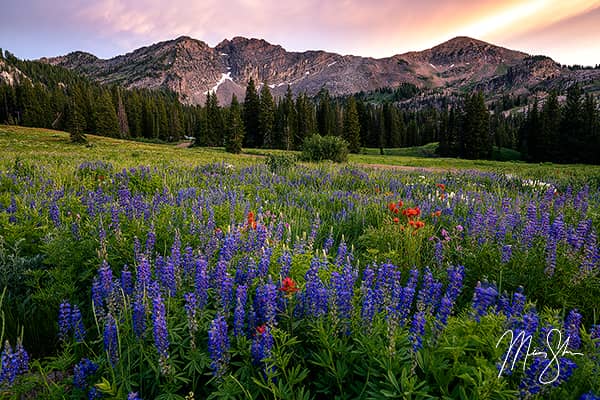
2;0;599;65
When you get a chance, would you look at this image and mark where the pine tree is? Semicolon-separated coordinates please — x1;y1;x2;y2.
281;86;297;150
540;91;560;161
205;92;223;146
224;94;244;154
94;89;119;137
343;97;361;153
562;84;584;162
582;94;600;164
463;92;491;159
525;100;541;161
243;78;260;148
66;85;87;143
258;83;275;148
126;92;142;137
114;88;130;138
295;93;312;148
316;88;334;136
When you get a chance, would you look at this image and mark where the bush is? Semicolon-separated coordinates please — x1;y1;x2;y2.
265;154;297;174
300;134;349;163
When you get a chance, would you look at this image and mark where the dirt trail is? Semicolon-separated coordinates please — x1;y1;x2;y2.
175;141;192;148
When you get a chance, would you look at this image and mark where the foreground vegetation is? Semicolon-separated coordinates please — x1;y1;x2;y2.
0;126;599;399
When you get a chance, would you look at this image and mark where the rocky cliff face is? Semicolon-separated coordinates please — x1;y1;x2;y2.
42;36;600;105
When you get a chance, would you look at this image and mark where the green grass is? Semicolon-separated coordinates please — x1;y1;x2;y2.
2;125;600;184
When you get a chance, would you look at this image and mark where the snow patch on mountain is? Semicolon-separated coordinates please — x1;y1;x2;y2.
204;72;232;95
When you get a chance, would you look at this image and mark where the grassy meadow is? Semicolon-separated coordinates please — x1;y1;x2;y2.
0;125;599;399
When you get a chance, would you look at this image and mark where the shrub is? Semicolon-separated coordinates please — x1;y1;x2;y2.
300;134;349;163
265;154;297;174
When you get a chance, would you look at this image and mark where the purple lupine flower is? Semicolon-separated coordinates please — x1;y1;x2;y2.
398;268;419;327
434;265;464;329
132;293;146;339
49;203;60;227
302;257;328;317
208;314;230;377
160;257;177;297
336;239;349;266
501;245;512;264
98;260;113;299
510;287;526;318
330;264;356;328
409;311;427;352
278;251;292;279
254;282;278;326
520;356;577;396
258;247;273;277
497;294;511;317
133;237;142;263
472;281;498;321
88;387;102;399
434;240;443;265
145;229;156;256
183;246;195;278
550;213;566;242
152;293;169;374
136;258;152;291
445;265;464;302
58;301;72;340
0;340;28;386
73;358;99;390
564;309;582;350
323;232;334;255
233;285;248;337
194;257;209;309
591;325;600;347
579;392;600;400
435;295;454;327
544;240;557;277
103;314;118;366
520;308;540;337
220;232;238;263
218;273;234;314
184;292;198;348
580;232;598;277
120;268;133;297
416;268;438;313
574;219;592;251
251;325;274;367
14;339;28;375
91;278;104;317
127;393;142;400
0;341;16;385
72;305;86;343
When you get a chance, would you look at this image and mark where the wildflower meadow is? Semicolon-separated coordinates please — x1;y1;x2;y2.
0;127;599;399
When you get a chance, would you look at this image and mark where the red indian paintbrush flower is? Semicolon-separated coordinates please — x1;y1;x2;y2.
256;324;266;334
247;211;257;229
280;277;299;294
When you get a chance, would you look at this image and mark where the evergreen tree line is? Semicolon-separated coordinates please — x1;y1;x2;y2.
1;52;598;163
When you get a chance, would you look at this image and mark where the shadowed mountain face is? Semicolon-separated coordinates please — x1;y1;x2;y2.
41;35;600;105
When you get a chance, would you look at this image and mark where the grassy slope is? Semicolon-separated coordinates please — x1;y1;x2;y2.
2;125;600;183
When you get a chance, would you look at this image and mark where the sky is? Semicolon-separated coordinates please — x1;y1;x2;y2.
1;0;599;66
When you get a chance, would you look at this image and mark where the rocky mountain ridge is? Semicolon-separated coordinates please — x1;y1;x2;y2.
40;35;600;105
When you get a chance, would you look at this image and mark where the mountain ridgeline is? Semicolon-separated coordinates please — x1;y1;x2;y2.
40;36;600;106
